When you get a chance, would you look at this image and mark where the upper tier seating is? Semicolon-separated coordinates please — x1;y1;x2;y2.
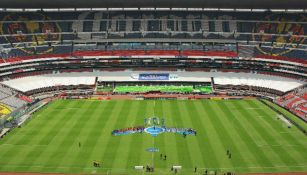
0;11;306;62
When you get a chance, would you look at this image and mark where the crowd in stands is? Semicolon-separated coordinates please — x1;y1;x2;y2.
275;87;307;122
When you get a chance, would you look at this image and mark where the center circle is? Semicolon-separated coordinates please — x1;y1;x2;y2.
144;126;164;136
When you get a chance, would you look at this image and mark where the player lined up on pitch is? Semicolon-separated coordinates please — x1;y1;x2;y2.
111;116;197;136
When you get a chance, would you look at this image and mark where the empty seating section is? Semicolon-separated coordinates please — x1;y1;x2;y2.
0;85;13;100
276;87;307;121
0;85;28;110
0;91;9;100
1;95;27;109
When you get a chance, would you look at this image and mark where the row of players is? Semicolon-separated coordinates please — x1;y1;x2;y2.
111;126;197;136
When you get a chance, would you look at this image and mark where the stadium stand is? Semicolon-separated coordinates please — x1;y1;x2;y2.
0;104;11;117
0;11;306;63
275;87;307;121
1;95;27;109
0;84;28;110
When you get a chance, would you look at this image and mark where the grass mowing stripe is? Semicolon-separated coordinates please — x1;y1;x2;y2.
154;100;168;170
209;101;254;171
191;100;222;169
216;101;262;171
262;100;307;132
66;101;116;173
241;100;303;165
220;100;276;173
1;100;66;147
178;101;206;171
88;101;124;174
93;101;126;174
229;101;282;171
163;101;180;166
250;100;307;148
100;101;133;174
138;101;155;168
243;100;307;171
54;101;106;173
203;100;238;168
186;101;213;168
33;100;92;173
168;101;192;168
0;100;77;172
125;101;148;169
0;99;306;174
111;101;140;170
233;101;296;172
171;101;193;169
8;100;82;172
0;100;63;165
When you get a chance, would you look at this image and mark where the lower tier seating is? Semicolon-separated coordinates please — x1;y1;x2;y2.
275;87;307;122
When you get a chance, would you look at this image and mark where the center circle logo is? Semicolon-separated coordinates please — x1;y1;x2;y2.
144;126;165;136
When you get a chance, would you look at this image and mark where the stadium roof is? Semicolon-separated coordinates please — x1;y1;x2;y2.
0;0;307;10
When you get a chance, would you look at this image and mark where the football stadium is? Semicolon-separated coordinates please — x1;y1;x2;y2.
0;0;306;175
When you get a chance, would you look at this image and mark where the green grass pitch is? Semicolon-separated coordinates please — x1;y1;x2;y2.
0;99;306;175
